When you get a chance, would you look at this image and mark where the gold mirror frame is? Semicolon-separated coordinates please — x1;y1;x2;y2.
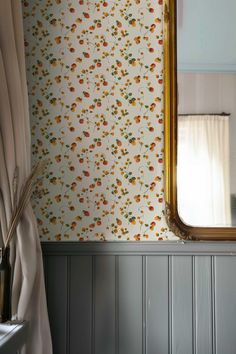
163;0;236;240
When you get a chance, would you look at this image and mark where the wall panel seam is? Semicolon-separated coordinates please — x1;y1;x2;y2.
168;256;172;354
92;256;95;354
66;256;71;354
211;256;216;354
142;256;147;354
115;256;119;354
43;256;48;300
192;256;196;354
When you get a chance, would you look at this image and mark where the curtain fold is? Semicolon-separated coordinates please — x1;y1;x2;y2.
0;1;52;354
177;115;231;227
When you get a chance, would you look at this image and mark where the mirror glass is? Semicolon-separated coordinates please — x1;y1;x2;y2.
177;0;236;227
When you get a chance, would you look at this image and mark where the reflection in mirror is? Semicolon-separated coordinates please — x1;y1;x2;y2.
176;0;236;227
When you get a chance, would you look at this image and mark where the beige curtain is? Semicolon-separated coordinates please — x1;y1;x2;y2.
0;1;52;353
178;115;231;227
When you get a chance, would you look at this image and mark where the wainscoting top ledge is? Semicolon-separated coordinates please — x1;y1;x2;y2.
41;241;236;256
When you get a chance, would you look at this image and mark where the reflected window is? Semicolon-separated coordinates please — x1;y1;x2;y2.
177;114;231;227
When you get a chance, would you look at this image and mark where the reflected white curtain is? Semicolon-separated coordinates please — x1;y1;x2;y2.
0;1;52;353
177;115;231;227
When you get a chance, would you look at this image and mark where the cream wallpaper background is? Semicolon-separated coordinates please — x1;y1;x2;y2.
23;0;175;241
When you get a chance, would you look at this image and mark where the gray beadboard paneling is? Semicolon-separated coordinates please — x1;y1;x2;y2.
42;242;236;354
215;257;236;354
70;256;92;354
172;256;193;354
146;256;169;354
94;256;116;354
118;256;143;354
46;256;68;354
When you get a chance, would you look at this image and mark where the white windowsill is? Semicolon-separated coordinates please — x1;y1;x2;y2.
0;321;28;354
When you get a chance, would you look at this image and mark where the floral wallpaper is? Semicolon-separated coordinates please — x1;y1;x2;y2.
22;0;175;241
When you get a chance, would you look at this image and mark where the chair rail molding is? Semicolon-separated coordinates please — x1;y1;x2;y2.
42;241;236;256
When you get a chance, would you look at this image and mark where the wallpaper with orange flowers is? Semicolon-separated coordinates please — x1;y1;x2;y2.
22;0;176;241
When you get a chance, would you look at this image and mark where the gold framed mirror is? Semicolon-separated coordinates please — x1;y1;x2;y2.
164;0;236;240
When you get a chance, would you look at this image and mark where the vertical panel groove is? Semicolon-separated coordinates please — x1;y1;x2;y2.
146;256;169;354
115;256;119;354
192;256;196;354
118;256;142;354
47;256;68;354
43;256;48;298
211;256;216;354
94;256;115;354
168;256;172;354
67;256;71;354
69;256;92;354
172;257;193;353
92;256;95;354
142;256;147;354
